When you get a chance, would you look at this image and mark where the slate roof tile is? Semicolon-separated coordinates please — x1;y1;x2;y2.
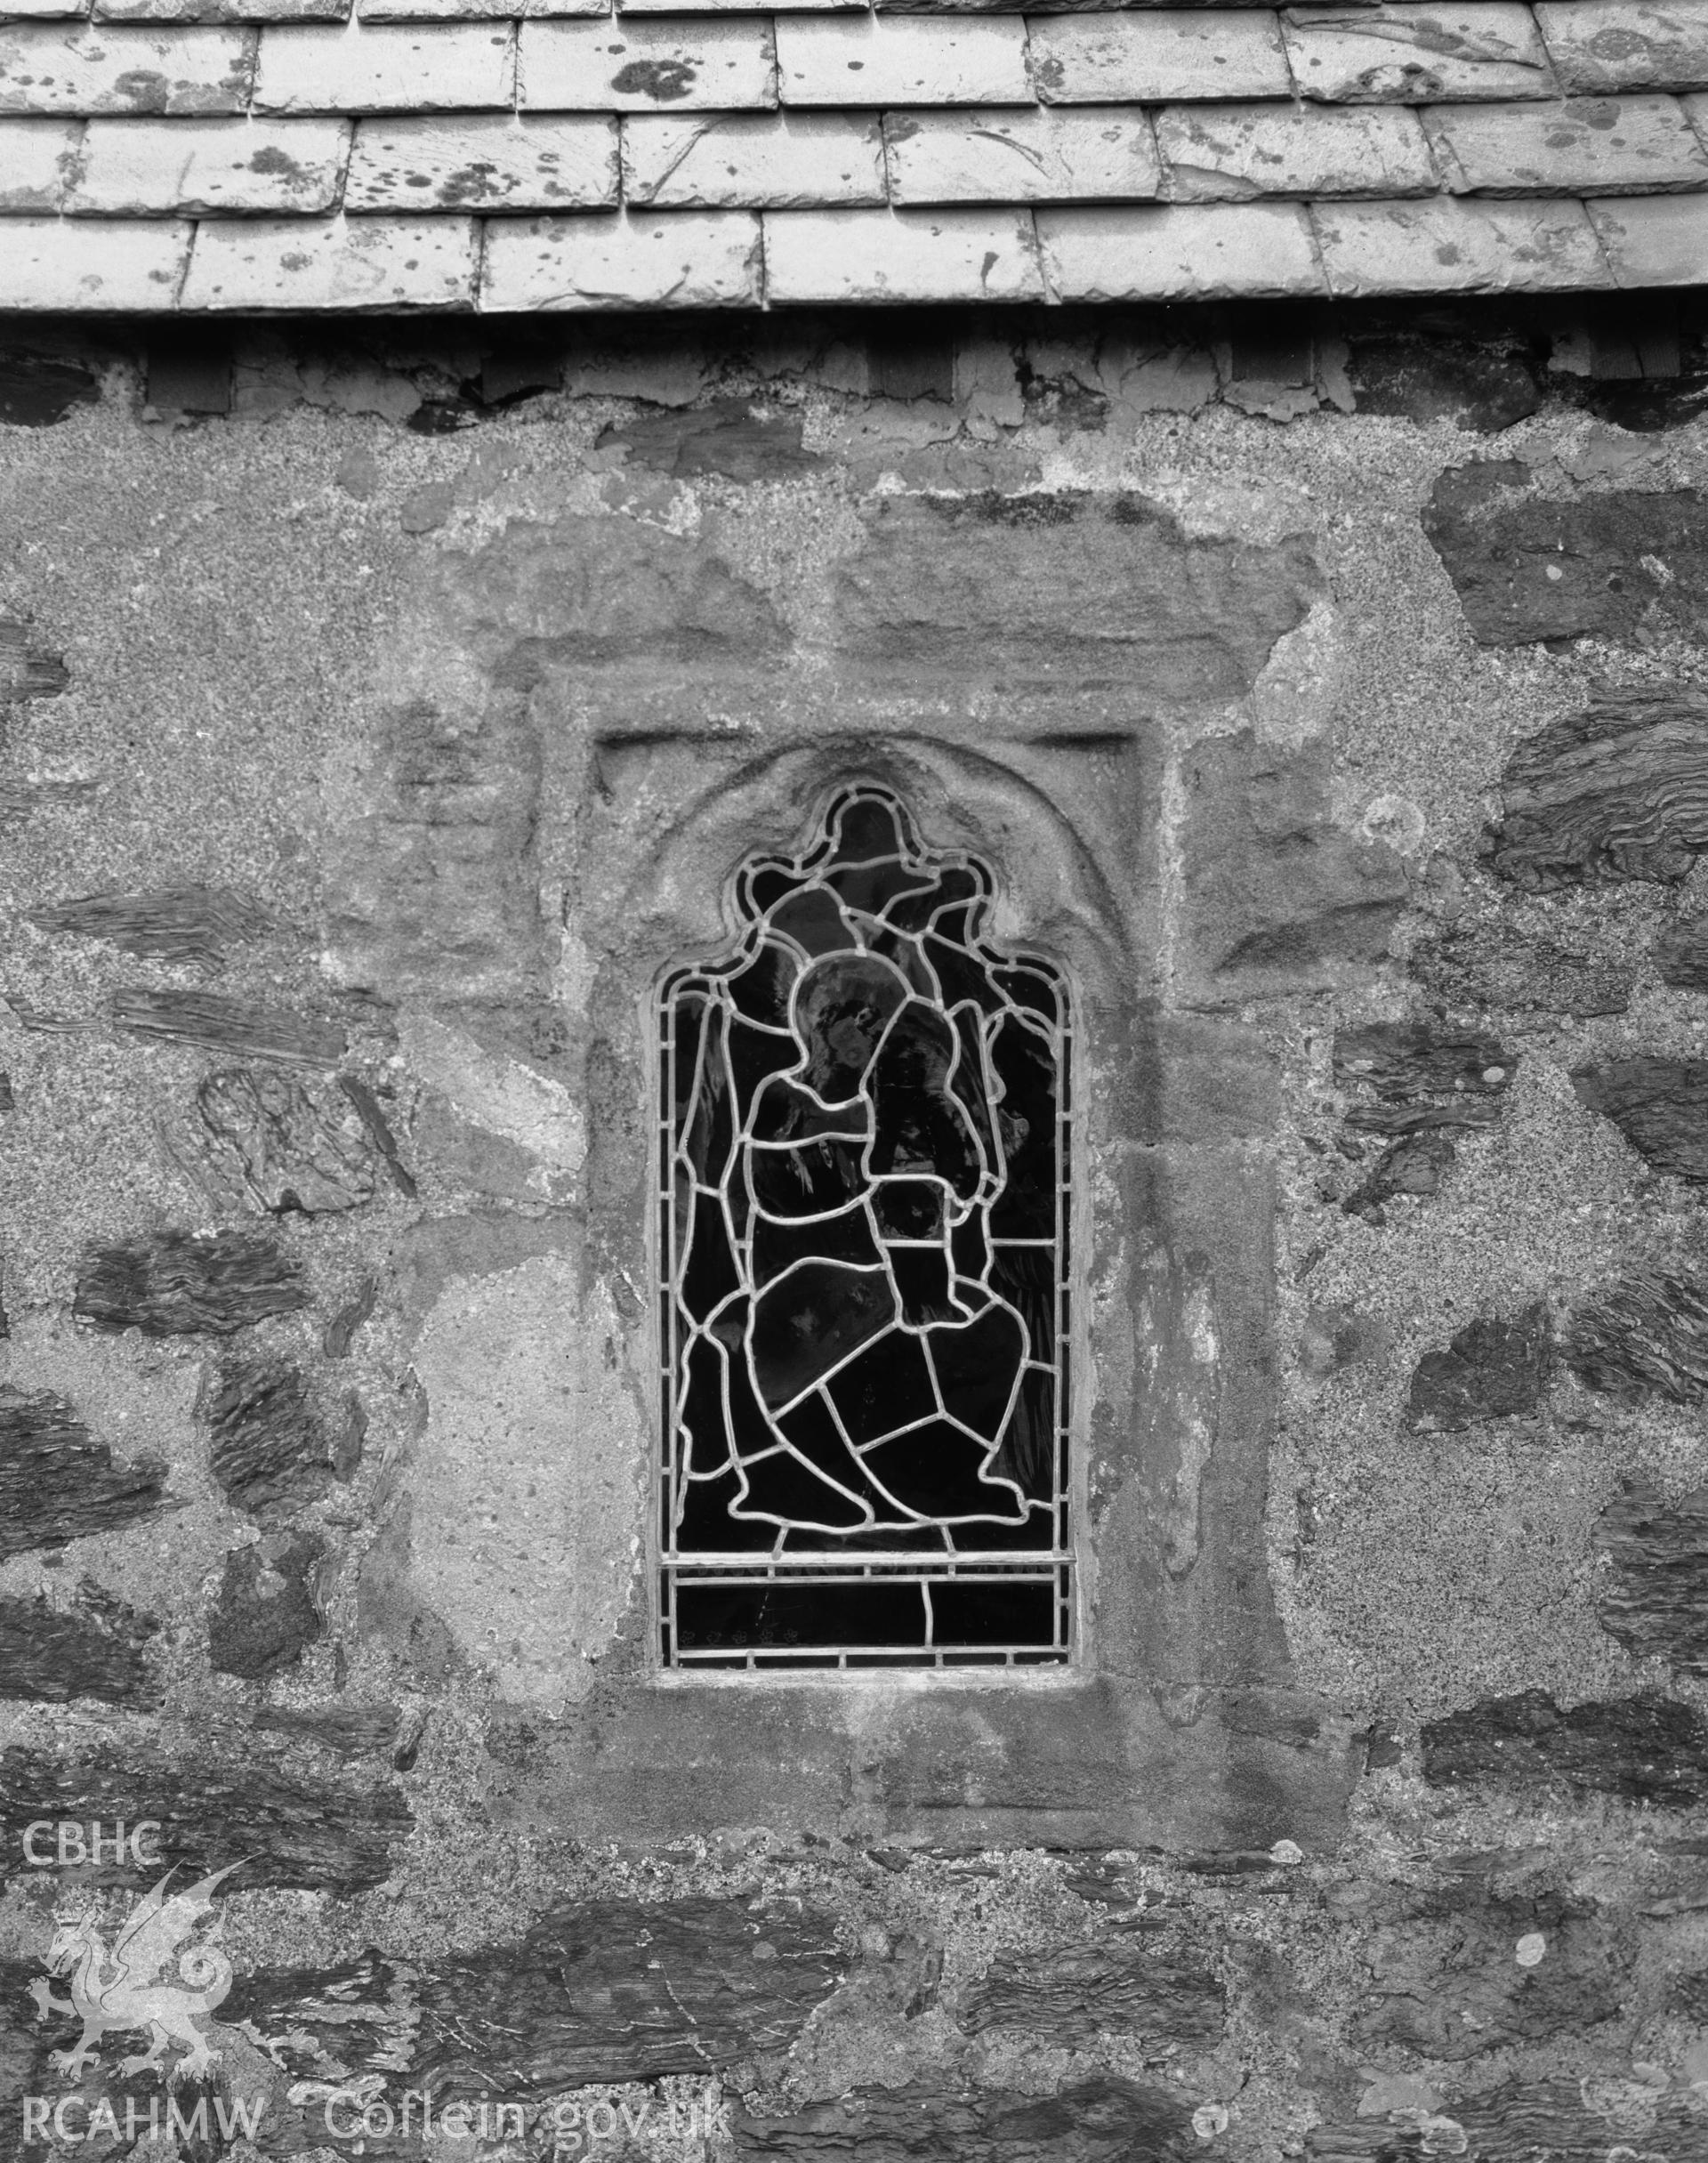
6;209;191;295
252;20;513;109
1535;1;1708;96
1037;196;1321;295
1312;193;1611;292
344;109;616;206
520;16;777;109
776;16;1029;104
1587;183;1708;278
1281;3;1555;103
481;203;762;302
763;201;1044;296
0;0;1705;308
1423;91;1708;192
885;101;1158;201
0;22;254;112
70;110;349;206
1155;96;1437;198
180;204;477;298
624;109;882;206
98;0;345;20
0;112;76;204
1028;12;1290;102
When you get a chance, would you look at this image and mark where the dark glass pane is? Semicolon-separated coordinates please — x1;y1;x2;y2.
931;1577;1057;1647
750;1262;893;1408
676;1578;926;1652
828;1329;938;1445
863;1418;1027;1523
753;1204;882;1290
677;1467;772;1550
990;1366;1054;1498
770;889;854;956
989;1245;1056;1365
833;796;906;863
946;1510;1054;1553
681;1189;739;1325
927;1303;1026;1442
728;943;798;1029
736;1445;869;1530
987;1017;1058;1239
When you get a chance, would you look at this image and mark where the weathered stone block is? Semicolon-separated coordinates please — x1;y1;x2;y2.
1406;1302;1551;1429
1594;1481;1708;1673
1537;0;1708;95
1488;689;1708;892
1179;735;1409;997
417;1899;846;2087
955;1933;1223;2048
0;1582;159;1707
598;396;823;479
1348;335;1541;429
192;1066;378;1214
32;884;273;965
204;1356;332;1517
74;1227;308;1336
1353;1888;1626;2061
1425;471;1708;648
325;695;546;1001
1335;1021;1515;1134
1568;1265;1708;1400
0;117;77;210
1343;1127;1458;1215
0;1388;171;1558
1572;1055;1708;1178
833;496;1320;698
251;1701;399;1755
1412;916;1630;1014
112;986;344;1066
1423;1687;1708;1804
0;611;69;699
0;1750;411;1889
1654;914;1708;988
209;1529;322;1678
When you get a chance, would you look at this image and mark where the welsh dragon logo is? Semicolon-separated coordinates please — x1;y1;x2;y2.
29;1863;241;2082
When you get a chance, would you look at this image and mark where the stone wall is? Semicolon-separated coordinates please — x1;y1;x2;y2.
1;302;1708;2158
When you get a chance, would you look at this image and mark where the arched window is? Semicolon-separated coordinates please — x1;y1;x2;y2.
657;785;1072;1670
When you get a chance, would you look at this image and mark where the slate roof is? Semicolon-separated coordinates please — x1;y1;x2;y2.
3;1;1708;308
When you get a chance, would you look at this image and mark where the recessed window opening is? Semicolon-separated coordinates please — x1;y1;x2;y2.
657;785;1073;1671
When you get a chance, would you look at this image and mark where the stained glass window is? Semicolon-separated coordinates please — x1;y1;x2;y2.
657;787;1073;1670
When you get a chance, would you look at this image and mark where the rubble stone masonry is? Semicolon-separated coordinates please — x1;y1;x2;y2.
3;303;1708;2158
